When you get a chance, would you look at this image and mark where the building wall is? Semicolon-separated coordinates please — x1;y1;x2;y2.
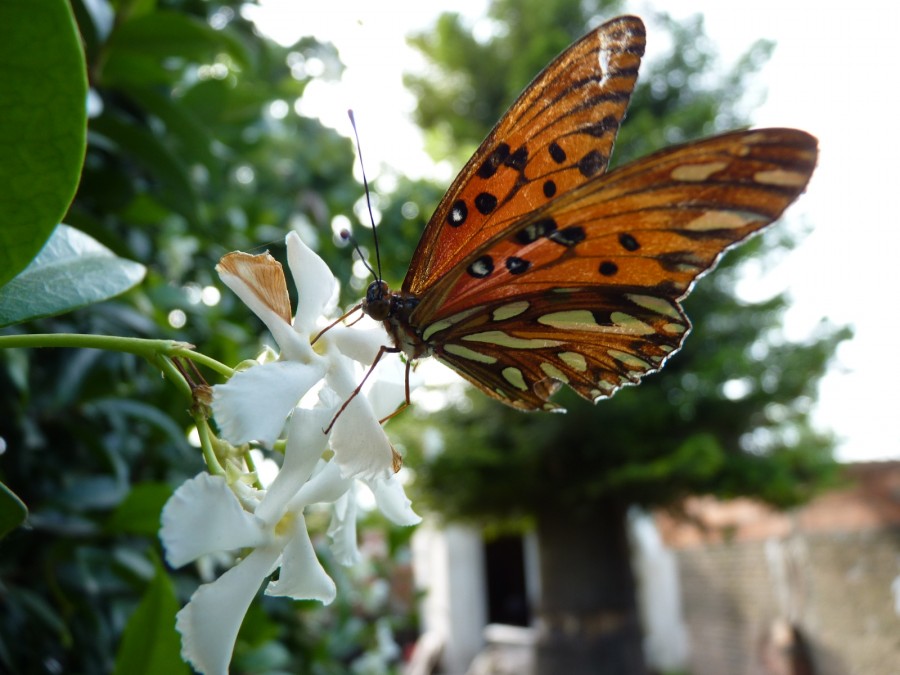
657;463;900;675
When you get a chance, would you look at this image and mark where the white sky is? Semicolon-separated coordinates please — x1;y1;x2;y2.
247;0;900;462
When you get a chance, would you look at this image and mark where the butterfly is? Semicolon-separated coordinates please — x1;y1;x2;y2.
360;15;817;412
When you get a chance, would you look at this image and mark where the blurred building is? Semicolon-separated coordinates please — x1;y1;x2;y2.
409;462;900;675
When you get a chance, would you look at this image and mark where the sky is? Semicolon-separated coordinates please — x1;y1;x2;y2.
246;0;900;462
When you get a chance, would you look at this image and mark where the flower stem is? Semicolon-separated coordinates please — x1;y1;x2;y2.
0;333;180;357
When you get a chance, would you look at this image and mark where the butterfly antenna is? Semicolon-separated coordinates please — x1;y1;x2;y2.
340;228;377;279
348;109;383;282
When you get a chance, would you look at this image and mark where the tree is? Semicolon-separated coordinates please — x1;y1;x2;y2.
399;1;849;673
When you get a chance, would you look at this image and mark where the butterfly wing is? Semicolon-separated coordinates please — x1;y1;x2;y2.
402;15;647;295
413;128;818;409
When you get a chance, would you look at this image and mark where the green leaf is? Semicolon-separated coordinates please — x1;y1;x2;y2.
0;480;28;540
106;482;173;537
0;225;146;327
0;0;88;288
114;560;188;675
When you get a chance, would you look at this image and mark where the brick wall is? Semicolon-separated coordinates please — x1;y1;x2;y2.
656;463;900;675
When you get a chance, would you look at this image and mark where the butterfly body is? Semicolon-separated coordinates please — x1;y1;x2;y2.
363;16;817;412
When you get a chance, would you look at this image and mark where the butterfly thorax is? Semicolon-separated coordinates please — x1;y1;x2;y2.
362;280;429;359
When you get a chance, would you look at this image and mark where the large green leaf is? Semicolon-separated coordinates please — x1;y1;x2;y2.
114;560;188;675
0;225;146;326
0;0;88;288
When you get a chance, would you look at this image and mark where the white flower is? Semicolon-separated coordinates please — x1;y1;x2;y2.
161;408;420;674
212;230;399;478
161;232;421;674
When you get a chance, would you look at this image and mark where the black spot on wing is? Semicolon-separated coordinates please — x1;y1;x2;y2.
446;199;468;227
474;192;498;215
478;143;510;179
548;142;567;164
467;255;494;278
505;257;530;275
549;226;586;247
515;217;558;244
577;150;606;177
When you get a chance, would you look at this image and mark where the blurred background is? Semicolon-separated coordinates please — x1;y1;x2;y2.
0;0;897;673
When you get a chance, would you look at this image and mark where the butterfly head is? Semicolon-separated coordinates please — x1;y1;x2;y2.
362;279;392;321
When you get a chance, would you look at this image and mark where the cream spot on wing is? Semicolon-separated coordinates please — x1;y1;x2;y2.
540;362;569;383
610;312;654;335
627;294;682;319
685;210;762;231
502;367;528;391
559;351;587;371
671;161;728;182
608;349;651;369
444;344;498;364
663;323;686;335
538;310;597;329
422;306;483;341
754;169;808;187
741;132;768;146
463;331;564;349
492;301;530;321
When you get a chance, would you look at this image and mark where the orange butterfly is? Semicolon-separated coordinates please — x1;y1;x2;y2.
361;15;817;412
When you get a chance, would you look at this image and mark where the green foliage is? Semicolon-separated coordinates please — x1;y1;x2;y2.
399;0;848;526
0;480;27;539
0;0;87;288
0;226;146;326
114;559;188;675
0;0;411;672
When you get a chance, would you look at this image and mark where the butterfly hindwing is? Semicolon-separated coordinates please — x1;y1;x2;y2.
403;16;647;296
429;287;690;410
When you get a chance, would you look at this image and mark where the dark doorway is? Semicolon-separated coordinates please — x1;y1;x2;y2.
484;535;530;626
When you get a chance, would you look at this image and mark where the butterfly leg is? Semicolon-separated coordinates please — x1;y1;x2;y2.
311;302;363;346
377;357;413;425
324;344;402;433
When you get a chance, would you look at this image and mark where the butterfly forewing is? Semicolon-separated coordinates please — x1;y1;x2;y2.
413;128;818;409
403;15;647;297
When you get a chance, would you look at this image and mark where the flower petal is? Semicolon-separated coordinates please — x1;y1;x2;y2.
176;546;281;675
217;253;312;362
327;489;360;566
327;360;394;478
367;474;421;526
290;459;352;507
285;231;338;333
161;474;267;568
255;408;330;523
212;360;325;447
328;323;390;365
265;513;336;603
329;395;394;478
